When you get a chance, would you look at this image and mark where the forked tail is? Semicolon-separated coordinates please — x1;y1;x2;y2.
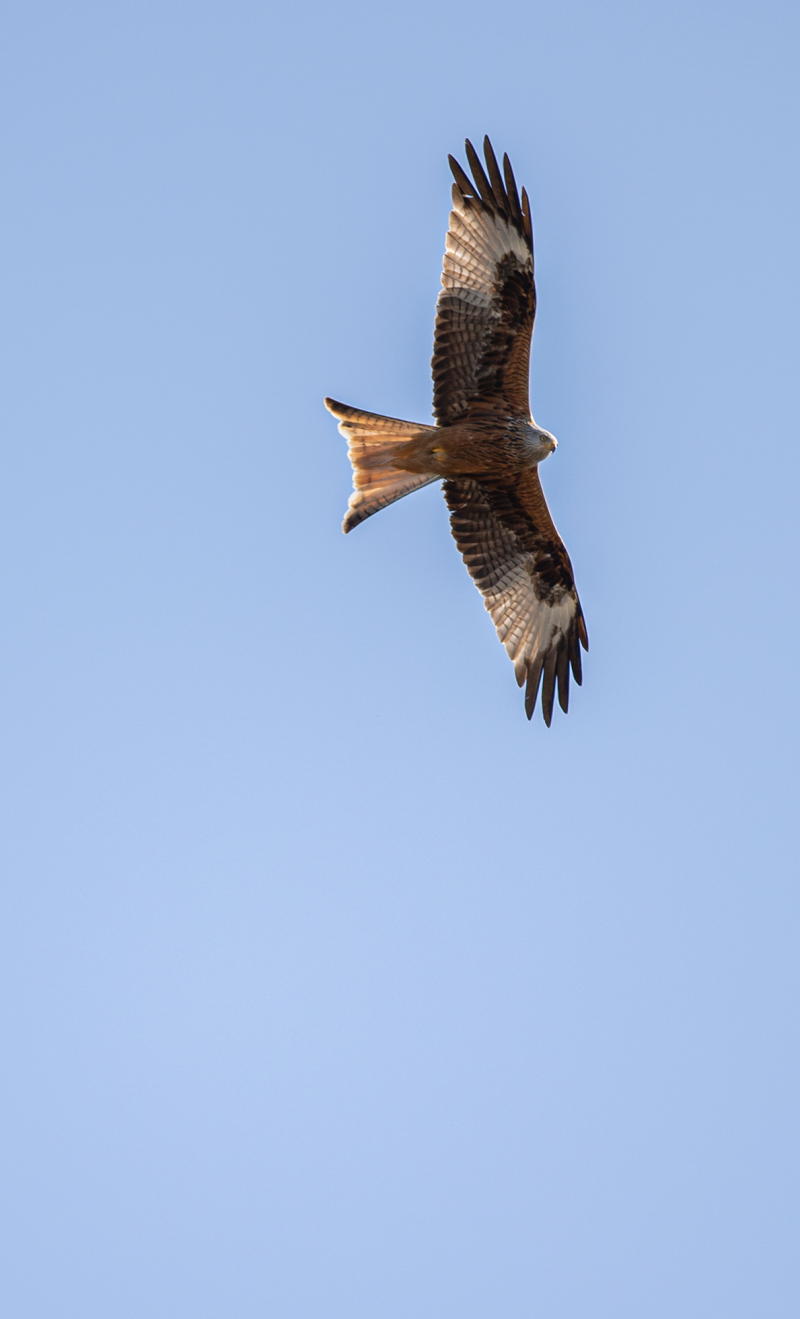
325;398;439;532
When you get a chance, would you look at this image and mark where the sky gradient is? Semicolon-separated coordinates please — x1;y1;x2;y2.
0;1;798;1315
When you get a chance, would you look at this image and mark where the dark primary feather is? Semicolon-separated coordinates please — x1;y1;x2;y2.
483;137;508;213
520;188;533;243
464;139;496;208
502;153;524;226
447;155;475;199
541;650;558;726
525;656;543;720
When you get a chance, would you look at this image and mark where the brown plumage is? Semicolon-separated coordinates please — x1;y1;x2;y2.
325;137;587;725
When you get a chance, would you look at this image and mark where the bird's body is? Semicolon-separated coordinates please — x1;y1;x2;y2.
386;414;555;481
325;137;587;725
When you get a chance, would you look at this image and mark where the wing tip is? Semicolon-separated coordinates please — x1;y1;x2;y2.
447;138;530;245
524;639;580;724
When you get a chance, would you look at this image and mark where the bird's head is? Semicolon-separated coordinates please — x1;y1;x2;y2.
527;423;558;463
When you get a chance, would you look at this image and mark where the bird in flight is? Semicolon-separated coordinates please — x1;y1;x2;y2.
325;137;587;725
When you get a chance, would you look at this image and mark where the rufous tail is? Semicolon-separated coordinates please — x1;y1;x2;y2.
325;398;439;533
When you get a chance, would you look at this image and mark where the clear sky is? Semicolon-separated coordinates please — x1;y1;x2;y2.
0;0;798;1315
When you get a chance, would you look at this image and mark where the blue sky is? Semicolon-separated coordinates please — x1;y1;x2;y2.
0;0;798;1314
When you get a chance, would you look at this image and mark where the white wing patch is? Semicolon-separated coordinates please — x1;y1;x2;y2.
442;194;530;302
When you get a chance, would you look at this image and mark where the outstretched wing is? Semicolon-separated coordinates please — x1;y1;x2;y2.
432;137;535;426
444;472;588;725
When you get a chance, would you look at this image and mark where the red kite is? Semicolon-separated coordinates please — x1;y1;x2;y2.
326;138;587;724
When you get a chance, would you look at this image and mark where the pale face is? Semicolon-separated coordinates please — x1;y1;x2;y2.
526;422;558;463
